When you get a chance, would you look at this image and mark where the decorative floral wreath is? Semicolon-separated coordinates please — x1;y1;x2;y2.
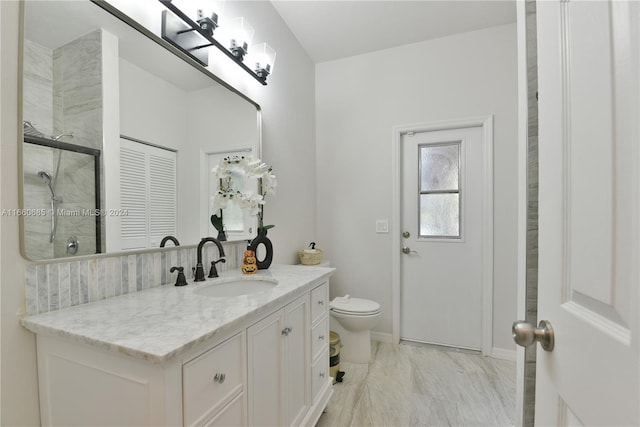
211;155;277;230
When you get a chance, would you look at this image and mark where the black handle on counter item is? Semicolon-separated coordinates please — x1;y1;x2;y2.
170;266;188;286
208;258;226;278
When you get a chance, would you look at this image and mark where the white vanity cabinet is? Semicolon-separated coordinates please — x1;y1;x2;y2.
29;273;333;427
309;282;330;404
247;293;309;426
183;332;246;426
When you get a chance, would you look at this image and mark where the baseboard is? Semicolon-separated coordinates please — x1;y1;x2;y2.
370;331;394;343
491;347;517;361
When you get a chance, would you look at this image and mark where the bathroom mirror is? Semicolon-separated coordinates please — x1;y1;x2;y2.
20;0;261;261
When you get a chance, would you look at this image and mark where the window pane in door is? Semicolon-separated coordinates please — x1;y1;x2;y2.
420;193;460;237
222;167;246;232
420;144;460;191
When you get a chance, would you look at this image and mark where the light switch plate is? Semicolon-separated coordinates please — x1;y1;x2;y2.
376;219;389;233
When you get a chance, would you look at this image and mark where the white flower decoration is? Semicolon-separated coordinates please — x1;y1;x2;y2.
211;155;277;226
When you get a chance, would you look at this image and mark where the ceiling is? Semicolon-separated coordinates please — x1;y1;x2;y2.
270;0;517;63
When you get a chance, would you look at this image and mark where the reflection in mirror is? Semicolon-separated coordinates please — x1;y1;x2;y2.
206;149;257;241
21;1;260;261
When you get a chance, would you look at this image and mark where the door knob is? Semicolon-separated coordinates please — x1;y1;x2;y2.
281;327;292;336
512;320;554;351
402;247;417;255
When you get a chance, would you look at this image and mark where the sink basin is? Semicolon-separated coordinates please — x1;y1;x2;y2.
194;278;278;298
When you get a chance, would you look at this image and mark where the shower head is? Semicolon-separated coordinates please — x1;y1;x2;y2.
37;170;58;201
24;121;46;138
38;171;52;184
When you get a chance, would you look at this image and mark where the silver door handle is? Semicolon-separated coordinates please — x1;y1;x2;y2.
402;247;418;255
512;320;554;351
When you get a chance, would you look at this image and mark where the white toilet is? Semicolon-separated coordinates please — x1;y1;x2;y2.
329;294;381;363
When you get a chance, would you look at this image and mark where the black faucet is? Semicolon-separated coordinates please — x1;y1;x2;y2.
170;266;188;286
160;235;180;247
194;237;226;281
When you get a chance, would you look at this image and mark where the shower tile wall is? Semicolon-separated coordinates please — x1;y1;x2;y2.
53;30;102;151
23;31;103;259
23;40;53;136
23;40;55;260
24;241;247;316
53;30;103;258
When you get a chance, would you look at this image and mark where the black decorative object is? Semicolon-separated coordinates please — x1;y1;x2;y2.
249;226;273;270
210;212;227;241
169;266;188;286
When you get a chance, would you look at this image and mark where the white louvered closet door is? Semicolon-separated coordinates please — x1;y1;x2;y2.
120;138;177;250
148;149;177;247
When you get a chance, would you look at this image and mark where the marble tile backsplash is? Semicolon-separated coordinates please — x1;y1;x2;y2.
25;241;247;316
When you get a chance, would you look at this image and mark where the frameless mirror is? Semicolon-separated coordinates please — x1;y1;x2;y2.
20;0;261;261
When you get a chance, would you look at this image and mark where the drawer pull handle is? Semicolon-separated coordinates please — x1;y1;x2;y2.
213;373;226;384
319;335;325;340
318;300;324;306
319;372;325;378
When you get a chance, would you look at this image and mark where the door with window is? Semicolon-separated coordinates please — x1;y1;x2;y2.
400;125;488;349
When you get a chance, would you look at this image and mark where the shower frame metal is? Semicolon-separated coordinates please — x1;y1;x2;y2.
24;134;102;254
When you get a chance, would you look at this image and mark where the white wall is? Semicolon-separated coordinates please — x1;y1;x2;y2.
219;1;318;263
0;1;315;423
1;2;41;424
316;23;518;351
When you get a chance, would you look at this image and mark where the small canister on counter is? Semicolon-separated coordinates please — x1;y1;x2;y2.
329;331;341;383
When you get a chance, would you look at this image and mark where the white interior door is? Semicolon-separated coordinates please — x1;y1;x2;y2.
536;1;639;424
400;126;485;350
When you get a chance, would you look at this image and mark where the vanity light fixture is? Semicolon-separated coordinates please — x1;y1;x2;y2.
223;17;254;61
248;43;276;83
169;0;226;37
159;0;273;85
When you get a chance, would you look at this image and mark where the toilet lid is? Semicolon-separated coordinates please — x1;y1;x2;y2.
330;295;381;315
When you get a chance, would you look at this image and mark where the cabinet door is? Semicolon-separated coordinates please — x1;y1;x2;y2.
119;138;177;250
204;393;245;427
183;333;245;426
285;295;310;426
310;282;328;324
247;309;285;426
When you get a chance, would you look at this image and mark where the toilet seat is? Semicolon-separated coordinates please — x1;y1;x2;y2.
330;308;381;316
330;295;381;316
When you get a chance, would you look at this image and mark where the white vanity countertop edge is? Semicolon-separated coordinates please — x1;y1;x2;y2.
21;264;334;364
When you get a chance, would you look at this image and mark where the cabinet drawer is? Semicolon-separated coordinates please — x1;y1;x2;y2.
204;392;245;427
183;333;245;427
311;348;329;403
311;316;329;361
311;282;328;324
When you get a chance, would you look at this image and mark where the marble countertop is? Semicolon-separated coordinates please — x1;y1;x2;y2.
21;264;334;364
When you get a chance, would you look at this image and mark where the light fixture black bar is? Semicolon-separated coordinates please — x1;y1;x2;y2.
159;0;267;85
162;10;211;66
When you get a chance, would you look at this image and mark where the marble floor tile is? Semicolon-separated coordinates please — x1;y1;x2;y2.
316;341;516;427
